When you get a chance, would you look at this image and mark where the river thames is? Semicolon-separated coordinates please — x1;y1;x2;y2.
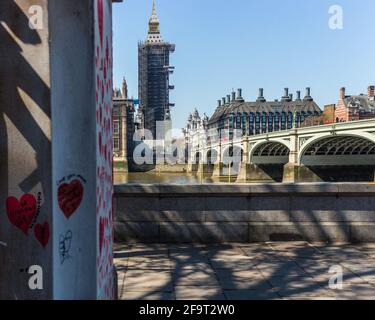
114;172;239;184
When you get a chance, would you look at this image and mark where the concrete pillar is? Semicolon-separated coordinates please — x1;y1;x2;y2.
236;139;249;182
283;128;299;183
211;162;223;179
187;151;196;174
283;163;300;183
0;0;118;300
196;162;205;175
283;164;323;183
187;162;194;173
236;163;251;182
212;144;222;178
245;164;275;182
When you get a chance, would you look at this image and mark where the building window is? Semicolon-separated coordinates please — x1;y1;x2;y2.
236;114;242;129
287;112;293;129
114;138;120;151
114;121;120;134
255;113;261;135
295;112;300;127
219;116;225;130
281;112;286;130
249;113;255;135
229;114;234;130
274;112;280;131
262;113;267;133
242;112;248;135
268;113;274;132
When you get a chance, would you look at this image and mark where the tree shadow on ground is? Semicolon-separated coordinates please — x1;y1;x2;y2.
115;242;375;300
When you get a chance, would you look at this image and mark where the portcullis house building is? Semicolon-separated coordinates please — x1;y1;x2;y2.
208;87;322;136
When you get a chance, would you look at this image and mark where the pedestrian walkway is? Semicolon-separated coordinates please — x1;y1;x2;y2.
115;242;375;300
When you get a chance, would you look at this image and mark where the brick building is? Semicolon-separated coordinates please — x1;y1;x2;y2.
335;86;375;122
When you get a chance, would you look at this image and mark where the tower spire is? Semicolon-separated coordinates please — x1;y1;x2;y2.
147;0;163;43
152;0;156;15
121;77;128;99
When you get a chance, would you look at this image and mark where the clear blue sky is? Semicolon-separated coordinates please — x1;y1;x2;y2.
113;0;375;130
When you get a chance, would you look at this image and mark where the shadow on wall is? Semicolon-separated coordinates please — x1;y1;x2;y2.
0;1;51;193
114;182;375;243
305;166;375;182
0;1;51;299
256;164;284;182
114;183;375;299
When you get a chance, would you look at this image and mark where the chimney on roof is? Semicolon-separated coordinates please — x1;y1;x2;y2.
237;88;242;100
227;95;231;103
340;87;346;101
282;88;290;101
368;85;375;99
289;94;293;101
222;97;226;105
257;88;266;102
296;91;301;101
304;87;313;101
232;91;236;102
218;100;222;107
236;89;245;102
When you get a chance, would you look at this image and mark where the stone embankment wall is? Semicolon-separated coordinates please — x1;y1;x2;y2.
115;184;375;243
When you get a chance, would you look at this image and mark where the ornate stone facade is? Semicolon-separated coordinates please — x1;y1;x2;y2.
113;78;135;171
182;109;209;155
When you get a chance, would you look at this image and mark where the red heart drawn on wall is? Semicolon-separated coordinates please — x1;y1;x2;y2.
99;217;105;255
6;194;37;235
34;222;50;248
58;179;84;219
98;0;104;47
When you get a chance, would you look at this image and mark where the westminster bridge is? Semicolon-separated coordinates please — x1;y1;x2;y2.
114;118;375;243
187;118;375;183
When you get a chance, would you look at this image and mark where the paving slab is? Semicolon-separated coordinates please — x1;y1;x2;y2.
216;269;265;280
266;275;319;288
173;270;220;287
123;271;173;292
224;289;281;300
115;242;375;300
171;261;212;271
175;287;225;300
219;278;272;291
121;291;175;300
210;258;258;270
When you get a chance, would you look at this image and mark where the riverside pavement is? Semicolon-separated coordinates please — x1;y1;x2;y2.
115;242;375;300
